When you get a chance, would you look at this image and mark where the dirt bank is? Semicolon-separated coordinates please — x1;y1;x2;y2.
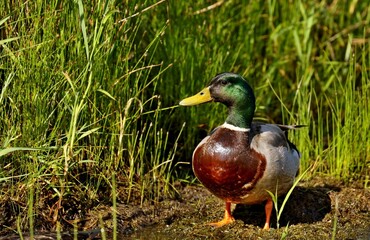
121;177;370;239
0;177;369;239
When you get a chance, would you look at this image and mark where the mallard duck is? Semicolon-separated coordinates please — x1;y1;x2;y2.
179;72;301;230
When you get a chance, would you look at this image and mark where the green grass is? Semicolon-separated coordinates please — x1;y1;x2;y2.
0;0;369;236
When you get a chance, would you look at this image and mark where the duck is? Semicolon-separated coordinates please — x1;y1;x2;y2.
179;72;301;230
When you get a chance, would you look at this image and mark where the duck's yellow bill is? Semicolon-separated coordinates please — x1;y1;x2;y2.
179;87;213;106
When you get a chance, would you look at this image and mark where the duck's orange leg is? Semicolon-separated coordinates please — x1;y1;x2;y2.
208;202;234;227
263;198;273;230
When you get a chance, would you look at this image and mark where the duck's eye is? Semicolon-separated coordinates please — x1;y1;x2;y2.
221;80;228;85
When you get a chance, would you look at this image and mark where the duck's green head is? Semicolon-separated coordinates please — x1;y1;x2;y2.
180;73;256;128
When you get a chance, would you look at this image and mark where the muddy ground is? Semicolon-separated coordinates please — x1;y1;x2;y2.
117;177;370;240
1;177;369;239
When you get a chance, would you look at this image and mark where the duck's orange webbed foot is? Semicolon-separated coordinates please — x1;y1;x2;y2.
262;198;273;230
208;202;234;227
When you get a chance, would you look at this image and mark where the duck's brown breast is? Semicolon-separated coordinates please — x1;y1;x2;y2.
192;127;266;202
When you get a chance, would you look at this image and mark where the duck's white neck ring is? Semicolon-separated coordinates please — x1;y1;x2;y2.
222;122;250;132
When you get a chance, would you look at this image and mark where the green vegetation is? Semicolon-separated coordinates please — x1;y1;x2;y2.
0;0;369;236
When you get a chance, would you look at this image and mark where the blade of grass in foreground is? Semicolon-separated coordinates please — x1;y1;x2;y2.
267;167;311;229
0;147;54;157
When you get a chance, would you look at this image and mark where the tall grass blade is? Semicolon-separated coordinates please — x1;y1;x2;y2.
77;0;90;61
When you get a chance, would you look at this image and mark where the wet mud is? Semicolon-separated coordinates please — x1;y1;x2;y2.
124;177;370;240
0;177;369;239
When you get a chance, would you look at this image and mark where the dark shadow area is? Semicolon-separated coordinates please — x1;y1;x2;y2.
0;229;102;240
233;186;334;228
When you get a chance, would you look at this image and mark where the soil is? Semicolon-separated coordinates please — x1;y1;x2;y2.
119;177;370;240
0;177;369;239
